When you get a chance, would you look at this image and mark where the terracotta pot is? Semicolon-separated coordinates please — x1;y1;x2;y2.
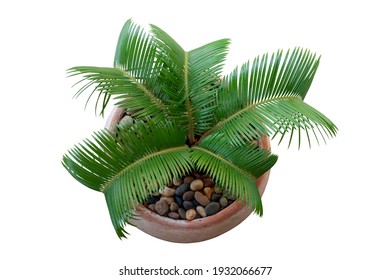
105;107;271;243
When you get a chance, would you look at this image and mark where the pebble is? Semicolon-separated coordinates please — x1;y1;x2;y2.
183;176;195;184
178;208;187;219
211;193;222;202
190;179;204;191
155;199;169;216
205;202;220;216
182;191;195;201
203;187;213;200
175;183;189;196
172;177;182;186
160;196;174;205
194;191;210;206
170;202;179;212
196;206;207;218
174;195;184;208
191;199;200;207
203;178;215;188
219;197;228;207
148;204;155;212
159;186;176;197
183;201;194;210
168;212;180;219
119;115;134;127
186;209;197;220
147;196;159;205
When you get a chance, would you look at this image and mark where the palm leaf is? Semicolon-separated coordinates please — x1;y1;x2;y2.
67;19;165;118
62;121;193;238
191;134;278;215
67;66;169;122
150;24;230;142
207;48;338;147
188;40;230;134
114;19;161;94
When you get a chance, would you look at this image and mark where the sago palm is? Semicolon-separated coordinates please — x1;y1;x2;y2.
62;19;338;238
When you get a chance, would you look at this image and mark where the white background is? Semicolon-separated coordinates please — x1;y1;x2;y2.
1;0;389;279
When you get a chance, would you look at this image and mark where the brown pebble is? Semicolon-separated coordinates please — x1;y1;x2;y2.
182;191;195;201
186;209;197;220
172;177;182;186
194;191;210;206
170;202;179;212
203;187;213;200
203;178;215;188
190;179;204;191
159;186;176;197
155;199;169;216
183;176;195;184
160;196;174;205
168;212;180;219
196;206;207;218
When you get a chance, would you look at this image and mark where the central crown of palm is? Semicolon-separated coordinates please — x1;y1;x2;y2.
62;19;337;238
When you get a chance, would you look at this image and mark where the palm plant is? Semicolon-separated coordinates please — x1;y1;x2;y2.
62;19;337;238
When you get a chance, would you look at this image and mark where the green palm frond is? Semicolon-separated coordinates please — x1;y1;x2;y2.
151;24;230;142
188;40;230;133
62;121;193;238
68;66;168;121
68;19;166;118
208;48;338;147
192;134;278;215
114;19;159;85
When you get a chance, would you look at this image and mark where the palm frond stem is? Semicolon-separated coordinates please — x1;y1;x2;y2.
184;51;195;144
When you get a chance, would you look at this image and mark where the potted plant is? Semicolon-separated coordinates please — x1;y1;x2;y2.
62;19;337;242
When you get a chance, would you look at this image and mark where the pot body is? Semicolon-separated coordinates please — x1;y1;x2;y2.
105;107;271;243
